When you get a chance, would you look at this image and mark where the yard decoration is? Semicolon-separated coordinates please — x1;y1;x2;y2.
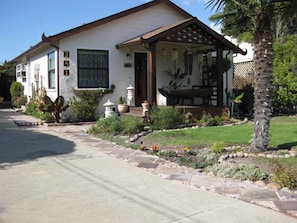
39;95;69;123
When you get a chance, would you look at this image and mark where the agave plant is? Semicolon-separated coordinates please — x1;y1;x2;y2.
39;95;69;123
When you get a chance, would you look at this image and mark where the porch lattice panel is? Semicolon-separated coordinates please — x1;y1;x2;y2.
233;60;254;89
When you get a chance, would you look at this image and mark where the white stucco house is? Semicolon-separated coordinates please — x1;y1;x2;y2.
11;0;246;119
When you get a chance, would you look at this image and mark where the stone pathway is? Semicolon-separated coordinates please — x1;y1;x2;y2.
6;109;297;219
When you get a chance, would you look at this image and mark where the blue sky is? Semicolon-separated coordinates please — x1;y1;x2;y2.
0;0;216;64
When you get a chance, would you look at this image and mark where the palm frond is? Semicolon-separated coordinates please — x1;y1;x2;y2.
206;0;225;12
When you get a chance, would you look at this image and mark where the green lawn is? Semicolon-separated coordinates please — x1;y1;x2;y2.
144;116;297;149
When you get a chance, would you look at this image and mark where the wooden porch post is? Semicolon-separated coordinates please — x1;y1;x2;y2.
147;42;157;104
217;47;224;107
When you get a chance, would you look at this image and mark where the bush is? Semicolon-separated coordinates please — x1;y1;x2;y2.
206;163;268;181
10;82;26;108
89;114;144;135
211;142;225;154
71;85;115;121
70;96;95;121
270;159;297;189
90;115;122;135
121;115;145;135
194;149;219;169
150;106;182;130
13;95;27;108
39;112;55;123
198;112;221;127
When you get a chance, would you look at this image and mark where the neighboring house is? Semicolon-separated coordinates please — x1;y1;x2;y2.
11;0;246;119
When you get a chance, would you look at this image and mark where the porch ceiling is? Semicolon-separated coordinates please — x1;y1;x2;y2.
116;17;246;55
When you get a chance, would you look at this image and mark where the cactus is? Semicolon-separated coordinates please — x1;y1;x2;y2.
39;95;69;123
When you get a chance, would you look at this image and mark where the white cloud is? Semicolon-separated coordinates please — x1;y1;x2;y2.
210;22;222;34
181;0;191;6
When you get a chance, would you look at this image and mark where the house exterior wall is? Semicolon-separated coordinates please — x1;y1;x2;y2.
16;47;59;102
14;2;237;119
56;4;188;117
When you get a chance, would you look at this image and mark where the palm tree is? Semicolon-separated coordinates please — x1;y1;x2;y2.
206;0;297;152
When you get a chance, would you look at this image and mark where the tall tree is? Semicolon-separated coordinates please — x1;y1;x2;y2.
206;0;297;152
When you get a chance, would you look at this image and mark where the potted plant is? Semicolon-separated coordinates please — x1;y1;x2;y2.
117;96;128;113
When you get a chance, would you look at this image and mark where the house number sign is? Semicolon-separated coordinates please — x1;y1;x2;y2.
64;51;70;76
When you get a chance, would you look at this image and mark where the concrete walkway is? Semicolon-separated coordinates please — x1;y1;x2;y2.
0;109;296;222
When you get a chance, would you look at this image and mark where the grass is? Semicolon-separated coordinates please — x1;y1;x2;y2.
141;115;297;149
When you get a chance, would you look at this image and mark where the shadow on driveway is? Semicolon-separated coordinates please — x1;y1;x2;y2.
0;109;75;168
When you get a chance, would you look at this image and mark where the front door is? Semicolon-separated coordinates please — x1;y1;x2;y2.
134;53;147;106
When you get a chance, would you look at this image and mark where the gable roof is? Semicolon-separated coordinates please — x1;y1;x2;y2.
11;0;192;62
44;0;192;43
11;0;246;63
117;17;246;54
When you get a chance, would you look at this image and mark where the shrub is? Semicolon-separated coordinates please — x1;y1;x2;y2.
14;95;27;108
90;115;122;135
206;163;268;181
89;114;144;135
120;115;145;135
270;159;297;189
71;85;115;121
39;112;55;123
182;112;193;125
194;149;219;169
198;112;221;127
70;96;95;122
10;82;26;108
211;142;225;154
150;106;182;130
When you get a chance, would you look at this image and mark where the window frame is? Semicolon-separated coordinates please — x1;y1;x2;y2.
77;49;109;89
48;51;56;89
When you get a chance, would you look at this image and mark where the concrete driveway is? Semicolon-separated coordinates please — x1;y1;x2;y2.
0;109;296;223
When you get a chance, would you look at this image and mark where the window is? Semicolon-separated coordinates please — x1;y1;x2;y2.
48;52;55;89
77;49;109;88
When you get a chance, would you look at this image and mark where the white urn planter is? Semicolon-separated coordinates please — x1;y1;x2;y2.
118;104;128;113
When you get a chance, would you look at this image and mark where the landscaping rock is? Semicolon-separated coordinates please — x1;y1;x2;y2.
280;187;293;193
267;182;281;190
254;180;266;187
236;151;244;157
257;153;266;158
289;150;297;157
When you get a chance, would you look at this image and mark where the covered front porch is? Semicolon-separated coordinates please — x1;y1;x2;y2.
116;17;246;107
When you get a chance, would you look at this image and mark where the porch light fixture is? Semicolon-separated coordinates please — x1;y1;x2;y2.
126;53;131;58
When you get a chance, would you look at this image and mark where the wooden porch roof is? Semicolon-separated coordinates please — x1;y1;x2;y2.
116;17;246;55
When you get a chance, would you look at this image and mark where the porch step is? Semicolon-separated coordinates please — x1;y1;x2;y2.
119;106;143;118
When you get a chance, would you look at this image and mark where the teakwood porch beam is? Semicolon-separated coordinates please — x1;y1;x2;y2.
147;42;157;104
217;47;224;107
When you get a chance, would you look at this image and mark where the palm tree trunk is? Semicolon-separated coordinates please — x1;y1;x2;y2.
250;12;274;152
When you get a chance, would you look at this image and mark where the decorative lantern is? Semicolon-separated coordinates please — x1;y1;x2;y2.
103;99;115;118
126;84;135;106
